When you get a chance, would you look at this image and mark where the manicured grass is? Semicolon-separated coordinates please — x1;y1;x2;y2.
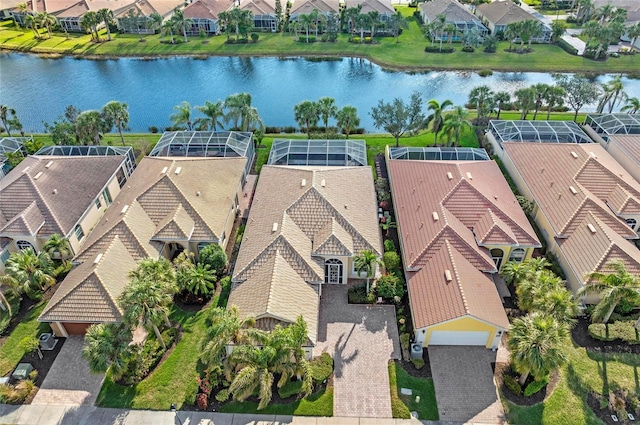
0;291;22;335
389;361;439;420
1;10;637;73
497;111;590;122
504;346;640;425
0;300;50;376
219;387;334;416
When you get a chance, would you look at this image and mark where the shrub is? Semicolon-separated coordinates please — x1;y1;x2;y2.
196;392;208;410
411;358;425;369
614;298;638;315
199;244;228;278
0;379;35;404
309;353;333;384
524;376;548;397
235;224;246;246
148;126;159;133
373;274;404;301
28;369;38;381
425;46;455;53
384;239;396;253
504;375;522;396
120;327;178;384
558;38;578;55
478;69;493;77
283;126;297;133
251;33;259;42
587;322;639;344
348;284;372;304
18;336;39;354
383;252;400;273
462;46;475;52
545;252;566;280
215;388;230;402
278;380;303;398
399;333;410;361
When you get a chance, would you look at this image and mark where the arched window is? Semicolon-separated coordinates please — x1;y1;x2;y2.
490;248;504;270
16;240;35;252
508;248;526;263
626;218;637;231
324;258;344;284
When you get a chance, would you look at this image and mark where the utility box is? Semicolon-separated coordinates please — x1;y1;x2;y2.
39;333;56;350
411;343;423;360
12;363;33;381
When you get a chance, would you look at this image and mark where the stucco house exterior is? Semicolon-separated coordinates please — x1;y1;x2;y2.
475;0;551;43
229;162;382;357
420;0;488;41
387;148;540;348
115;0;183;34
237;0;277;32
183;0;232;35
289;0;339;21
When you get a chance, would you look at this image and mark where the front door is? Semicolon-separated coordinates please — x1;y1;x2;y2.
325;258;343;284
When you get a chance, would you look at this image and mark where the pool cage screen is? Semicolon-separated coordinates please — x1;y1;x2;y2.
585;114;640;141
268;139;368;167
35;145;137;178
388;146;490;161
489;120;593;146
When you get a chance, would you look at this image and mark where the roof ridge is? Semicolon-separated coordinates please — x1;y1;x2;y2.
265;248;280;314
94;236;128;305
588;214;615;273
22;173;65;235
560;196;590;235
445;240;469;314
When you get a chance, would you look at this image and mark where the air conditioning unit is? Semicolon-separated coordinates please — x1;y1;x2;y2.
39;333;56;350
411;343;423;360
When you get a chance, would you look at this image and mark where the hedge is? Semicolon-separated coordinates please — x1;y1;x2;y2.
309;352;333;384
278;380;303;399
557;38;579;56
425;46;455;53
588;321;640;344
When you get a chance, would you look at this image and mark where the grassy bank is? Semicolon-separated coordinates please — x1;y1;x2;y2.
0;301;50;376
1;8;638;74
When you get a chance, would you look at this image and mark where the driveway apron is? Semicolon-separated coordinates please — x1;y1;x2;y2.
313;285;401;418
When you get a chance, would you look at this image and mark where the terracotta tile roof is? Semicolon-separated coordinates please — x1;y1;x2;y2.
238;0;276;14
607;135;640;167
408;240;509;329
39;236;137;323
0;155;124;239
474;209;518;246
476;0;537;25
290;0;339;15
501;143;639;238
0;201;45;236
228;249;319;344
54;0;134;17
608;185;640;215
184;0;231;19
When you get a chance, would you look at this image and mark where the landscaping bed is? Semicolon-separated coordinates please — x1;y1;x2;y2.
496;362;559;406
587;390;640;425
571;317;640;355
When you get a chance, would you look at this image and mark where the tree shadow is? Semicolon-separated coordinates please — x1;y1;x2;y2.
331;326;359;379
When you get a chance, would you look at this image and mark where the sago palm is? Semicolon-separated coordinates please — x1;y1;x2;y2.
200;306;258;369
354;249;381;293
42;234;72;264
82;323;132;379
2;248;55;300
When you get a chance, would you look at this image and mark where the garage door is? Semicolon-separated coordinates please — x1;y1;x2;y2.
62;322;92;335
429;331;490;346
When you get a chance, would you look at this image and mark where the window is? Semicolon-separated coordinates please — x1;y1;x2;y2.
116;168;127;189
74;225;85;241
490;248;504;270
1;250;10;264
508;248;526;263
197;242;209;253
16;240;35;252
102;188;112;205
95;197;102;209
626;218;637;231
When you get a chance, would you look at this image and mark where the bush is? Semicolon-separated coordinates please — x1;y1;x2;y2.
504;375;522;396
0;379;35;404
148;126;159;133
425;46;455;53
18;336;39;354
411;358;425;369
478;69;493;77
589;321;640;344
278;380;303;398
524;376;548;397
250;33;259;42
215;388;230;402
384;239;396;253
558;38;578;55
348;283;373;304
614;298;638;315
309;353;333;384
196;392;208;410
283;126;297;133
383;252;400;273
120;327;178;384
462;46;475;52
199;244;228;278
373;274;404;301
400;333;410;361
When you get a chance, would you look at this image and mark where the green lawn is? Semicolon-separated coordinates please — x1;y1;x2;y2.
504;346;640;425
219;387;334;416
0;300;50;376
0;292;22;335
1;9;637;74
389;361;439;420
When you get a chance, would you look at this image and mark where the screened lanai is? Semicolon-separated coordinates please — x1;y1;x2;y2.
489;120;593;147
388;146;489;161
585;114;640;139
0;137;28;179
35;145;137;178
267;139;367;167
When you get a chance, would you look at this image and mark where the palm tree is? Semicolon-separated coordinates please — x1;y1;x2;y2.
0;105;17;136
388;12;408;44
501;260;531;286
531;83;550;120
336;106;360;139
195;100;225;131
42;234;72;265
356;13;370;43
441;106;471;147
150;12;163;39
626;22;640;52
316;97;337;136
171;8;192;43
443;23;456;45
298;13;313;43
516;269;563;312
354;249;381;293
177;263;216;298
75;110;106;145
426;98;453;145
294;100;319;138
80;11;100;42
515;87;536;120
508;313;569;385
218;10;232;41
170;101;193;130
493;91;510;119
576;0;594;23
604;75;626;113
101;101;129;145
82;323;132;379
468;85;494;123
579;261;640;325
367;11;379;41
621;97;640;114
200;306;257;369
224;93;263;132
97;8;114;41
37;12;56;39
162;19;175;44
1;248;55;300
544;86;566;120
532;287;580;327
24;13;39;39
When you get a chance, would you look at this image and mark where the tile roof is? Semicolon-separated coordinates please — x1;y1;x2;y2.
352;0;395;15
0;201;45;236
151;204;194;241
607;135;640;167
290;0;339;15
420;0;480;23
39;236;137;323
313;218;353;257
184;0;232;19
476;0;537;25
0;155;124;239
608;185;640;215
238;0;276;15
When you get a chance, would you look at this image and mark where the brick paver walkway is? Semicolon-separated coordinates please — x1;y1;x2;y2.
31;336;105;406
428;346;506;424
313;285;400;418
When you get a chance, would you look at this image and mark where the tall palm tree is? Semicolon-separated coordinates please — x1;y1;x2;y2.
367;11;379;41
544;86;566;120
626;22;640;52
171;8;192;43
200;306;257;369
80;11;100;42
75;110;106;145
42;234;72;265
316;97;337;136
0;105;17;137
1;248;55;300
515;87;536;120
388;12;408;44
177;263;216;298
468;85;494;123
24;13;39;39
224;93;263;132
218;10;232;41
37;12;56;39
298;13;313;43
102;101;130;145
82;323;132;379
604;75;626;113
294;100;319;138
426;98;453;145
195;100;225;131
493;91;510;119
441;106;471;147
621;97;640;114
579;261;640;325
170;101;193;130
531;83;550;120
150;12;163;39
356;13;370;43
336;105;360;139
508;313;569;385
162;19;175;44
354;249;381;293
97;8;114;41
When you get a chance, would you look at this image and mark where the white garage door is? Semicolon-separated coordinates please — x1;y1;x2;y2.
429;331;490;346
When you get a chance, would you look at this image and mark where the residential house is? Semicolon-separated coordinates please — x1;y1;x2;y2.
0;149;132;269
3;0;79;26
183;0;232;35
237;0;277;32
229;151;382;356
289;0;339;21
420;0;488;41
475;0;551;43
352;0;396;26
39;131;253;336
54;0;133;33
387;147;541;348
115;0;183;34
500;143;640;302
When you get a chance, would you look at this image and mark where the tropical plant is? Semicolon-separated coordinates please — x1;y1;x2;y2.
354;249;381;293
336;106;360;138
177;263;216;298
24;13;39;39
597;75;626;114
531;83;550;120
198;243;228;278
171;8;192;43
170;101;193;130
493;91;510;119
579;261;640;325
97;8;114;41
224;93;264;132
36;12;57;39
294;100;319;138
80;11;100;42
551;20;566;43
426;98;453;145
316;97;338;136
388;12;408;43
0;105;21;137
517;270;564;312
101;101;129;145
554;74;601;121
508;313;569;385
195;100;225;131
532;286;580;326
82;323;132;379
543;85;566;120
441;106;471;147
42;234;72;265
621;97;640;114
162;19;175;44
0;248;55;300
75;110;107;145
468;85;494;123
379;218;397;237
514;87;536;120
298;13;314;43
370;92;425;148
150;12;163;39
200;305;258;369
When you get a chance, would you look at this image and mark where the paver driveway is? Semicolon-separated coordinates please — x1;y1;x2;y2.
313;285;401;418
31;336;104;406
428;346;506;424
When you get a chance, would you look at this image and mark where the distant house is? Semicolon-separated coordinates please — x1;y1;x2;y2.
420;0;488;41
53;0;134;33
237;0;277;32
3;0;78;26
387;147;540;348
475;0;551;42
352;0;396;25
289;0;339;21
0;148;133;269
115;0;183;34
183;0;232;35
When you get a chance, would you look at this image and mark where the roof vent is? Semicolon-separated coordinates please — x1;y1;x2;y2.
321;179;325;187
161;166;168;174
121;205;129;214
447;172;453;180
93;253;103;264
588;152;597;158
272;222;278;232
587;223;596;234
52;189;57;194
540;167;545;174
301;178;306;187
432;211;439;221
344;204;348;209
196;191;201;196
45;161;53;168
571;151;578;158
444;269;453;282
34;171;43;180
466;172;473;180
569;186;578;194
174;167;182;175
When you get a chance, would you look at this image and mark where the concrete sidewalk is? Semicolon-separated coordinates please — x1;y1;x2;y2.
0;405;445;425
